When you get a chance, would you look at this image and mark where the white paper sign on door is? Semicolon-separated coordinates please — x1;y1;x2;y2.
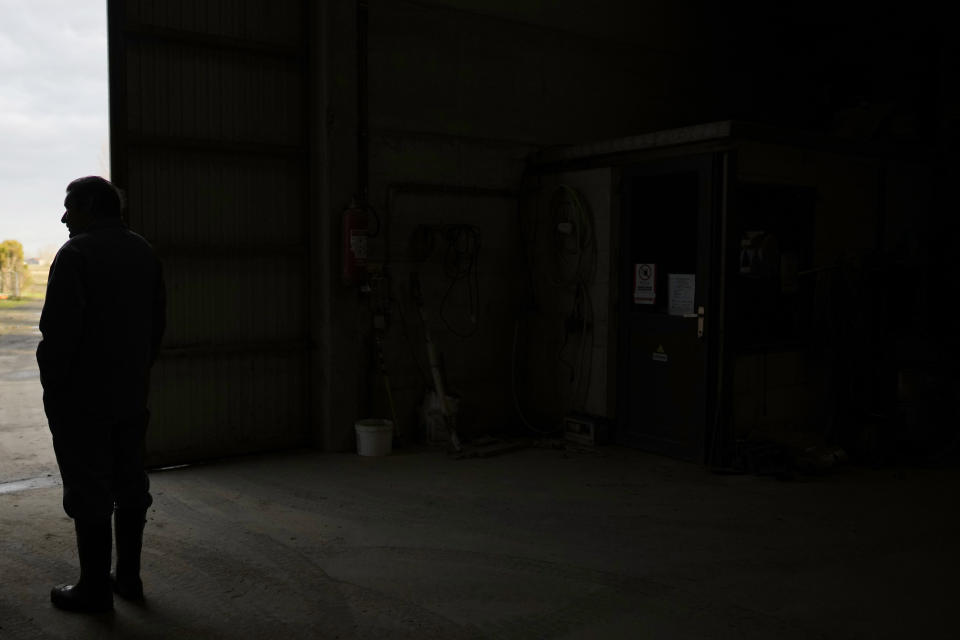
634;263;656;305
668;273;695;316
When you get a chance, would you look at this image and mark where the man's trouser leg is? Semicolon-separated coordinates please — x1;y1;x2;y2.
49;418;115;613
113;508;147;600
111;411;153;601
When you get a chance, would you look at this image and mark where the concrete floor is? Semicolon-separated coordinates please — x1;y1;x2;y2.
1;445;958;639
2;301;958;639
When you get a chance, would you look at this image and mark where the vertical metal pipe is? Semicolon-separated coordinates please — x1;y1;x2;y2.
709;151;732;468
303;0;317;444
357;0;369;204
877;162;887;252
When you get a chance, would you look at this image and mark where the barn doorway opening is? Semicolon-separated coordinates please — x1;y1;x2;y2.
0;1;110;483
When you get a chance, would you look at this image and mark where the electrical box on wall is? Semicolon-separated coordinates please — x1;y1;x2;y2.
563;413;610;446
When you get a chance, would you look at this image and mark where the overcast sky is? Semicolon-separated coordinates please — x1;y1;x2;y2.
0;0;108;258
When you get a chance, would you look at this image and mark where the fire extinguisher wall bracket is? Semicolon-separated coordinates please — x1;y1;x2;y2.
342;200;369;286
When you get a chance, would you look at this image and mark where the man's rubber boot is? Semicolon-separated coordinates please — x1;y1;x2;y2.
51;518;114;613
111;508;147;602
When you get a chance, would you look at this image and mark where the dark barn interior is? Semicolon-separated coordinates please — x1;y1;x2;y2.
1;1;958;638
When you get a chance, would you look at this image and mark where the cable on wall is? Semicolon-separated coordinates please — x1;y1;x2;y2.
407;223;483;338
546;185;598;412
439;224;482;338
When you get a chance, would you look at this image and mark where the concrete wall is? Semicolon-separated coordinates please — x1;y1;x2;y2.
366;0;711;145
321;0;717;448
318;1;950;451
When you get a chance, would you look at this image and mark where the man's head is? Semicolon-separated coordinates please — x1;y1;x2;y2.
62;176;124;236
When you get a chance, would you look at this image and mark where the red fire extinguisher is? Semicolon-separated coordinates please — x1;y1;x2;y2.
342;198;368;285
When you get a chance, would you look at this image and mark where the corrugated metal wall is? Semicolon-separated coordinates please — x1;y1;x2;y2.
108;0;312;465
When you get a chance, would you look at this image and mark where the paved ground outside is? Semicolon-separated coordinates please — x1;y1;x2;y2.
0;298;57;484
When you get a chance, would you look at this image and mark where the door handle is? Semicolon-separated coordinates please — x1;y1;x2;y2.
697;306;704;339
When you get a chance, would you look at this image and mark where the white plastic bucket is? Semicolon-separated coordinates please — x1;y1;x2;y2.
355;419;393;456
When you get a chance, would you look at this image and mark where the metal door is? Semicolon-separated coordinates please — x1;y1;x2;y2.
618;154;721;461
108;0;312;466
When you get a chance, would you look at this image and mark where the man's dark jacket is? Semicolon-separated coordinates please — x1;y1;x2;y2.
37;218;165;423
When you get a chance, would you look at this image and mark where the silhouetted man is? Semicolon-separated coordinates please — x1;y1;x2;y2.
38;176;165;613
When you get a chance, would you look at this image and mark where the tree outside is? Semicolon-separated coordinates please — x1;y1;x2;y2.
0;239;29;299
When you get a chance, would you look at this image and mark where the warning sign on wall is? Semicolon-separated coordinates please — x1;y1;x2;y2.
652;344;668;362
634;263;656;305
